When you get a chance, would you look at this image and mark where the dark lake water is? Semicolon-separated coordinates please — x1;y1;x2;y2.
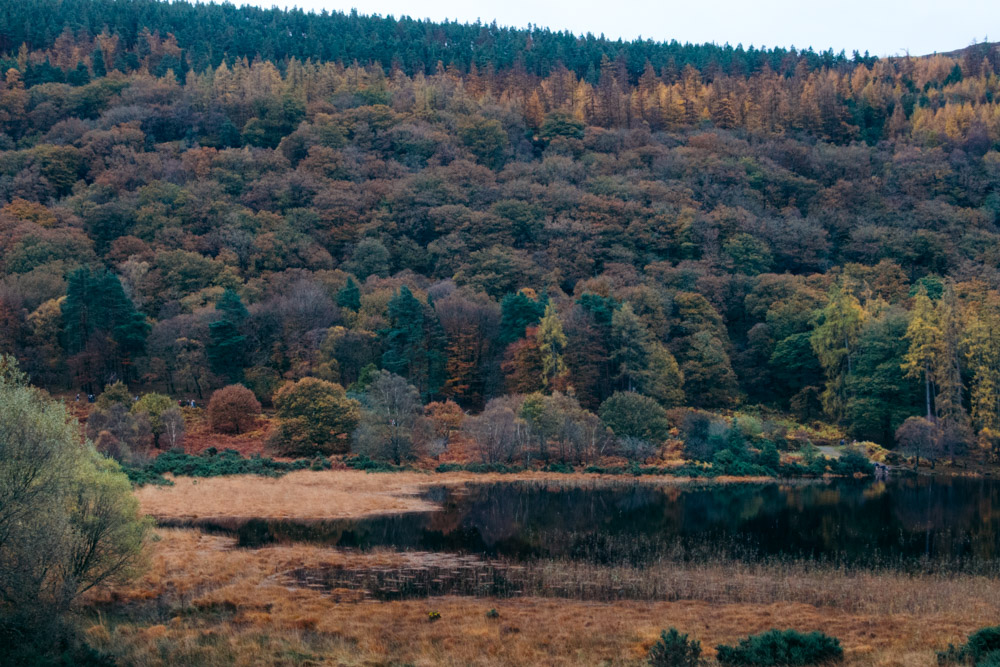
199;476;1000;570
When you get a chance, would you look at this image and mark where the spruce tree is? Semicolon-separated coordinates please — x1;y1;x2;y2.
207;289;249;383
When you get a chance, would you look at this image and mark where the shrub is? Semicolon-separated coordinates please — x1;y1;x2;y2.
648;628;704;666
270;378;360;456
834;449;874;476
208;384;261;434
716;629;843;666
132;392;176;446
939;626;1000;665
598;391;670;445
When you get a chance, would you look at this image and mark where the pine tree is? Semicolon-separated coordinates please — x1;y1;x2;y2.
336;277;361;311
207;289;249;383
499;290;546;345
610;303;652;393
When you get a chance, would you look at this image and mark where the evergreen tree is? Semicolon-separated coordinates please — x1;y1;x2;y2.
382;286;446;399
499;290;546;345
610;303;652;392
336;277;362;311
91;48;107;77
207;289;249;383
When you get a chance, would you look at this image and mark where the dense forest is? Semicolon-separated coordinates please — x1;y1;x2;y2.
1;0;1000;459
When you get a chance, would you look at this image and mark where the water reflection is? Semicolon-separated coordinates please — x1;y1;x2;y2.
195;476;1000;569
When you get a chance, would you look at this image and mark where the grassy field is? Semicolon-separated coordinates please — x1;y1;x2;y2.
79;527;1000;666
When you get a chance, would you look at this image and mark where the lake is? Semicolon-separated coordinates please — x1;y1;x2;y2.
199;476;1000;571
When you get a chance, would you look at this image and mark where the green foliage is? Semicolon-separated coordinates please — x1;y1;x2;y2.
271;378;361;456
207;289;249;383
381;286;446;399
126;448;311;486
648;628;704;667
0;356;150;657
599;392;671;443
715;629;843;666
938;626;1000;665
344;454;407;472
499;291;546;345
336;277;362;311
132;392;175;444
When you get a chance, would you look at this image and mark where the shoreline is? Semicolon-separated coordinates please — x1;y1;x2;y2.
134;468;818;523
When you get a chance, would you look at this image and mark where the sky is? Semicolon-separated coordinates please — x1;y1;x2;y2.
239;0;998;57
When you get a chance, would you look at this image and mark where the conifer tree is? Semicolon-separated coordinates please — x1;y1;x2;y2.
207;289;248;383
336;277;362;311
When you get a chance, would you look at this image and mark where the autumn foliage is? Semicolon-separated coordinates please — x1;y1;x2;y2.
208;384;261;435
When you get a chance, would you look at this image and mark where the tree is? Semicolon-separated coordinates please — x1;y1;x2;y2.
536;303;568;391
598;391;671;446
336;277;362;311
902;286;941;421
381;286;446;399
895;416;943;469
499;290;546;345
845;311;922;445
610;303;653;393
463;398;527;463
133;392;176;447
207;289;249;383
353;371;426;464
270;377;360;455
680;331;739;408
62;267;149;387
0;356;149;656
208;384;262;435
811;283;865;421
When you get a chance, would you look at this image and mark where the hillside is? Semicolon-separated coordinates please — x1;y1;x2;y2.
0;0;999;460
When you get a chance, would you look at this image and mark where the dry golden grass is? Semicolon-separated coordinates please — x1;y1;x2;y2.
81;528;1000;666
135;468;773;521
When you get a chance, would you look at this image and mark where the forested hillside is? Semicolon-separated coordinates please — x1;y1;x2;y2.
1;0;1000;455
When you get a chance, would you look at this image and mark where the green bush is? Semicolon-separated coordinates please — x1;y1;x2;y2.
939;626;1000;665
716;629;843;666
648;628;704;666
125;449;311;486
343;454;406;472
834;449;874;476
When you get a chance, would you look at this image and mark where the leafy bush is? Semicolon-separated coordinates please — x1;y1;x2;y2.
833;449;874;476
716;629;843;666
343;454;406;472
939;626;1000;665
648;628;704;666
270;378;360;456
207;384;261;434
125;448;311;486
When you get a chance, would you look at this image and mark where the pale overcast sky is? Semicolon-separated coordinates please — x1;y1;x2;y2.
246;0;997;57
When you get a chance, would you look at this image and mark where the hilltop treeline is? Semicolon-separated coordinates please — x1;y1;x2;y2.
0;3;1000;454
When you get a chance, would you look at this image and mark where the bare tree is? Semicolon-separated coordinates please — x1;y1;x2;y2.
353;371;426;464
464;398;528;463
